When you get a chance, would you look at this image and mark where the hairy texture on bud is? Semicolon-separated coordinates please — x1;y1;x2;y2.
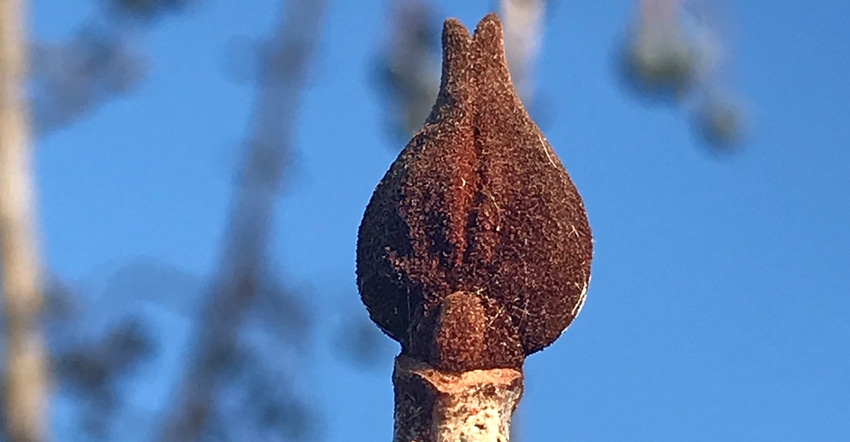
357;13;592;372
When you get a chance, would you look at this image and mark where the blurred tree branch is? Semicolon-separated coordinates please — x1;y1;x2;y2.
500;0;547;106
374;0;441;142
619;0;748;150
30;27;146;137
159;0;328;440
30;0;195;139
0;0;49;440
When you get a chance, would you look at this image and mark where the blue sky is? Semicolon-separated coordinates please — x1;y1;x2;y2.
31;0;850;440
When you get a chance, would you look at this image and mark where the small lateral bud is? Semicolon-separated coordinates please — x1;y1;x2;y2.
356;13;593;372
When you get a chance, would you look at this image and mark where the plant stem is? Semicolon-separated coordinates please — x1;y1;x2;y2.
393;355;523;442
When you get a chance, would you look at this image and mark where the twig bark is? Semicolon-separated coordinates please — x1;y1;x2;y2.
159;1;327;440
0;0;49;440
393;355;523;442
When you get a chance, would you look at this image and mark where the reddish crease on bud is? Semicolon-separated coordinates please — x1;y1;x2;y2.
357;13;593;372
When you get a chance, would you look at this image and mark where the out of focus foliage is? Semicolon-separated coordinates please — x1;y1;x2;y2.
622;23;696;100
107;0;194;21
28;261;318;440
694;93;746;150
373;0;441;145
619;0;748;152
30;0;199;138
31;27;146;136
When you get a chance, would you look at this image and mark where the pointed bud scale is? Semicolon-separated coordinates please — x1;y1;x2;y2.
357;14;592;372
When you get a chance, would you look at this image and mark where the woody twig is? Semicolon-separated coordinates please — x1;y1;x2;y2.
357;14;593;442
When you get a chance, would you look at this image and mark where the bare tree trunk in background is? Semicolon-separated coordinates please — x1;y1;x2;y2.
0;0;48;441
160;0;327;440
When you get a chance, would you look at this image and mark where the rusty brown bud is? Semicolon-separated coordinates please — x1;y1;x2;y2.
356;14;593;372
